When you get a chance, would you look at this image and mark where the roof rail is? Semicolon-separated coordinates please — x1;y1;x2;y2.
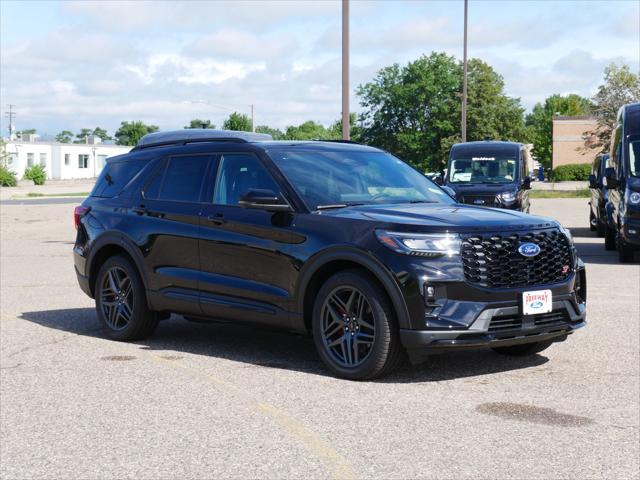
313;139;361;144
133;129;273;150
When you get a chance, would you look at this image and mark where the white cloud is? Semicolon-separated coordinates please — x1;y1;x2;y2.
125;54;266;85
184;29;297;60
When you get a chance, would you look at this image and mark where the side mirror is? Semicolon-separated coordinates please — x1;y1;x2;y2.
588;174;598;189
441;185;456;200
238;189;292;212
435;174;444;186
604;167;618;189
522;176;531;190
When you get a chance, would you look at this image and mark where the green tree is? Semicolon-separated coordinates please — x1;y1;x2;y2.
590;63;640;151
17;129;36;137
255;125;284;139
185;119;215;129
223;112;252;132
357;53;527;171
114;121;159;146
329;112;361;141
92;127;111;141
55;130;74;143
74;128;94;143
283;120;339;140
526;93;593;168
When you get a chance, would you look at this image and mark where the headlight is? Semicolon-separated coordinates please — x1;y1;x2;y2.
375;230;461;257
629;191;640;205
500;191;516;203
559;226;573;244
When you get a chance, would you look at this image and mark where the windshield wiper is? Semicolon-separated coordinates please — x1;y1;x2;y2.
316;203;366;211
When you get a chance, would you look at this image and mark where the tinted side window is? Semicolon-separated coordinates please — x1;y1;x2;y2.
157;155;209;202
142;159;166;200
213;153;279;206
91;158;146;198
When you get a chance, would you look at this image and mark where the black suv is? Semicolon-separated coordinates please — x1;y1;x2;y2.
588;153;609;237
74;130;586;380
444;141;532;212
603;102;640;261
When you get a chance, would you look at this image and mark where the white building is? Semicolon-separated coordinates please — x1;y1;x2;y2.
3;136;132;180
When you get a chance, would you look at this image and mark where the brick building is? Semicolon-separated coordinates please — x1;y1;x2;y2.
551;115;598;169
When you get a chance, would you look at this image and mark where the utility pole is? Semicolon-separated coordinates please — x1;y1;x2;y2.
461;0;468;143
250;104;255;132
5;104;16;138
342;0;350;140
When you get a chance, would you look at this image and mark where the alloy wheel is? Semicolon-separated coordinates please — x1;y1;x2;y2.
100;266;134;331
320;286;376;367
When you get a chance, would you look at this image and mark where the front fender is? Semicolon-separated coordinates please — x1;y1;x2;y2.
294;246;412;330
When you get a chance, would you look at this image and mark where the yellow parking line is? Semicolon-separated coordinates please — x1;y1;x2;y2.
148;353;359;480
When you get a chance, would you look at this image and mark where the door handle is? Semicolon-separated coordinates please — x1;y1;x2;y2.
206;213;226;225
132;206;148;215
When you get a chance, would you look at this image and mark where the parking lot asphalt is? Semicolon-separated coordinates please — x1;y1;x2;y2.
1;198;638;479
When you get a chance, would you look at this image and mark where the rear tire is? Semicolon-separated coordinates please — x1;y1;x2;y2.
312;270;404;380
492;340;553;357
95;255;158;341
604;224;616;250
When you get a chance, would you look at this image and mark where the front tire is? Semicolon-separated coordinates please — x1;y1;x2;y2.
492;340;553;357
617;236;636;263
95;255;158;341
312;270;404;380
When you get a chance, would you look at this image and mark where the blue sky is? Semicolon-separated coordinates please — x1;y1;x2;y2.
1;0;638;138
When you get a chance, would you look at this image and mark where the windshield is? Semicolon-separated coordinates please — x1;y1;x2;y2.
628;137;640;177
448;153;518;184
268;148;453;210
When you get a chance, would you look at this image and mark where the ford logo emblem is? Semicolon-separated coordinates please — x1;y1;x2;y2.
530;300;544;309
518;242;541;257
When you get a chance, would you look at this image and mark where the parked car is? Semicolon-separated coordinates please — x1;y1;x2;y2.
588;153;609;237
444;141;532;212
74;130;586;380
603;102;640;262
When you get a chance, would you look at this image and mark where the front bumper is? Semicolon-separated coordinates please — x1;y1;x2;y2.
400;298;585;363
620;216;640;247
397;258;587;363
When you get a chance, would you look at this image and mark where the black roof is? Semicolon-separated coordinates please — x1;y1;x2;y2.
450;140;521;156
134;129;273;150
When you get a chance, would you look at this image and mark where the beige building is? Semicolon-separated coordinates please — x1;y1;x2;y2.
551;115;598;169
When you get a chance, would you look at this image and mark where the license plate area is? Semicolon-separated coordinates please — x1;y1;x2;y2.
522;289;552;315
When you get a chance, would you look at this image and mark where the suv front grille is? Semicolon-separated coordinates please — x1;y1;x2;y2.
460;195;498;207
488;309;571;333
461;229;572;288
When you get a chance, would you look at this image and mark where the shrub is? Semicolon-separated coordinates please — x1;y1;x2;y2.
24;164;47;185
0;164;17;187
552;163;591;182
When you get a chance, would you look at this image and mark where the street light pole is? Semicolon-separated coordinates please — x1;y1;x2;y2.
342;0;350;140
250;104;255;132
461;0;468;143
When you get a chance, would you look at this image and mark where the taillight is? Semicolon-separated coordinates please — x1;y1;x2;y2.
74;206;90;230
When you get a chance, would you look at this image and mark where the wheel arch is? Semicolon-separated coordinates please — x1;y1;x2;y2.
87;233;149;301
295;248;411;332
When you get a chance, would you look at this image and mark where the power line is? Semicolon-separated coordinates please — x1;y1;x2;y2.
4;104;16;137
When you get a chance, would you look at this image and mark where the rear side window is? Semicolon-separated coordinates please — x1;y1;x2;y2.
144;155;210;203
91;159;146;198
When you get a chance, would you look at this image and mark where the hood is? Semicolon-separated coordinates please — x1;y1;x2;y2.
319;203;557;233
